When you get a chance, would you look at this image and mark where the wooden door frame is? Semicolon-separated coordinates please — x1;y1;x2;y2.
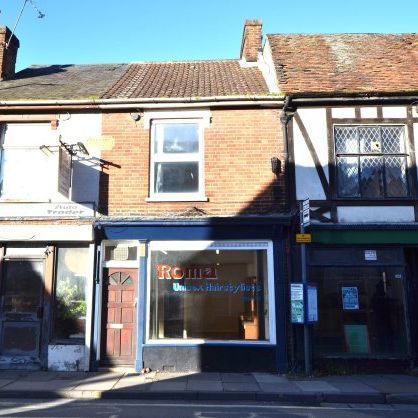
100;267;138;366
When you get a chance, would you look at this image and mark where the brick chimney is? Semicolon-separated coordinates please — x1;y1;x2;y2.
240;19;262;63
0;27;20;80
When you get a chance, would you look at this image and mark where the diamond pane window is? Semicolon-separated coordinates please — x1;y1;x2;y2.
335;126;409;198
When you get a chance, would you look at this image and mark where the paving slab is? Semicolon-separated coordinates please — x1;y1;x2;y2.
257;382;302;393
294;380;340;393
324;381;379;393
149;380;187;391
154;372;189;382
187;372;221;381
1;380;78;391
186;380;223;391
112;374;149;390
253;373;289;384
366;383;418;393
221;373;257;383
387;393;418;404
73;375;122;391
222;382;261;392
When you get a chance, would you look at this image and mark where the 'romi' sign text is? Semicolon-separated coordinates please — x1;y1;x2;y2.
157;265;218;280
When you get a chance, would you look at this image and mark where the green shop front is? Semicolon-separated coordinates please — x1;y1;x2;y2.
306;225;418;371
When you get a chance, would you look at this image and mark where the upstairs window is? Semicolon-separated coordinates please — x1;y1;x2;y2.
0;123;69;201
335;125;409;198
150;119;204;200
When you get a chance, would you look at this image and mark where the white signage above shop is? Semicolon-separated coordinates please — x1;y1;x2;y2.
0;202;95;218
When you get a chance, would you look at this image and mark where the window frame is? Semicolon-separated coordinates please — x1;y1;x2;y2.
0;123;60;202
334;124;410;199
145;240;276;346
148;118;206;201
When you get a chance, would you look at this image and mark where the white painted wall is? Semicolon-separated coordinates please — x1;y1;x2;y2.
294;108;328;200
338;206;415;223
48;345;86;371
382;107;407;118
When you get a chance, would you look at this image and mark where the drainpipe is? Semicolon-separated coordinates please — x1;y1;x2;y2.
280;96;294;214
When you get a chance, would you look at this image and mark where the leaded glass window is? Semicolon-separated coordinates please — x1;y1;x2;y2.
335;126;409;198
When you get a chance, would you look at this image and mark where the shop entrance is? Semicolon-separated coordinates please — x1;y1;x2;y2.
101;268;138;366
0;259;45;369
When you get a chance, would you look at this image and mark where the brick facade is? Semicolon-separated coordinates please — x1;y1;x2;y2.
0;27;19;81
100;107;285;217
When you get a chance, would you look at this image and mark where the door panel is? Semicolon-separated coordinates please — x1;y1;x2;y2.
101;268;138;365
0;259;44;365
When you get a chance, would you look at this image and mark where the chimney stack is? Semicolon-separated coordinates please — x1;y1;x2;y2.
240;19;262;63
0;27;20;81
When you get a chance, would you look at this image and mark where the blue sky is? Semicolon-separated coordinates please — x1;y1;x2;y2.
1;0;417;71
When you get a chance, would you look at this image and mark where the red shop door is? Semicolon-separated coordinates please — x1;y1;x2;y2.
101;268;137;366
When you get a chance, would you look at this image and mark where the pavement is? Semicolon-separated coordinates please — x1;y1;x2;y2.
0;370;417;405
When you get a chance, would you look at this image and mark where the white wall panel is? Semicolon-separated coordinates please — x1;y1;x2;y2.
294;108;328;200
338;206;414;223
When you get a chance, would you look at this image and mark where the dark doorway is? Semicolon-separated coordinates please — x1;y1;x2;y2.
0;259;45;369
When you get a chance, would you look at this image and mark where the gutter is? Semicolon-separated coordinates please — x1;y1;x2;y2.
290;95;418;106
0;95;285;109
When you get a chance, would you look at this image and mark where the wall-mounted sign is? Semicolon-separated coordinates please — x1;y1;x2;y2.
300;199;310;227
296;233;312;243
307;285;318;322
290;283;305;324
0;202;95;218
364;250;377;261
341;286;359;310
58;147;71;198
86;135;115;150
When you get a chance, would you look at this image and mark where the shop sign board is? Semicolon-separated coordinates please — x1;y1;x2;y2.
364;250;377;261
0;202;95;218
290;283;305;324
341;286;359;310
307;285;318;322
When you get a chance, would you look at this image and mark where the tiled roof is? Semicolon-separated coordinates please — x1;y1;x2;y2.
0;64;128;101
103;60;269;98
267;34;418;96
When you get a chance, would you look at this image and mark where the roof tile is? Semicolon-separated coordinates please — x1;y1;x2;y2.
267;34;418;95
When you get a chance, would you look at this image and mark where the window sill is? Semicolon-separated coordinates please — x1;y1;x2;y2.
145;195;209;202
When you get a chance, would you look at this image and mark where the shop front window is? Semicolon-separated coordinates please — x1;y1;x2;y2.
148;241;274;342
311;266;408;357
53;247;90;342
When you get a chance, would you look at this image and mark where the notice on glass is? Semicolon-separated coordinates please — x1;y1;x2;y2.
290;283;305;324
341;286;359;310
307;285;318;322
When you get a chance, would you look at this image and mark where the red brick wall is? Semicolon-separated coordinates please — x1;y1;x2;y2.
100;108;285;217
0;27;19;81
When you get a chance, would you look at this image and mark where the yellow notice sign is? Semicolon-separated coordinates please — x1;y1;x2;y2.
296;233;312;243
139;243;146;257
86;135;115;150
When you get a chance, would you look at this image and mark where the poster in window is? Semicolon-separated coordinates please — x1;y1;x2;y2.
58;147;71;198
341;286;359;310
290;283;304;324
344;324;370;353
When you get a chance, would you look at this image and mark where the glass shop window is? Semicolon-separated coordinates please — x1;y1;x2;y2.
311;266;408;357
53;247;90;342
149;242;272;342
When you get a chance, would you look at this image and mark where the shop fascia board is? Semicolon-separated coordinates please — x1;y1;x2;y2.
310;225;418;245
0;224;94;241
96;215;293;227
